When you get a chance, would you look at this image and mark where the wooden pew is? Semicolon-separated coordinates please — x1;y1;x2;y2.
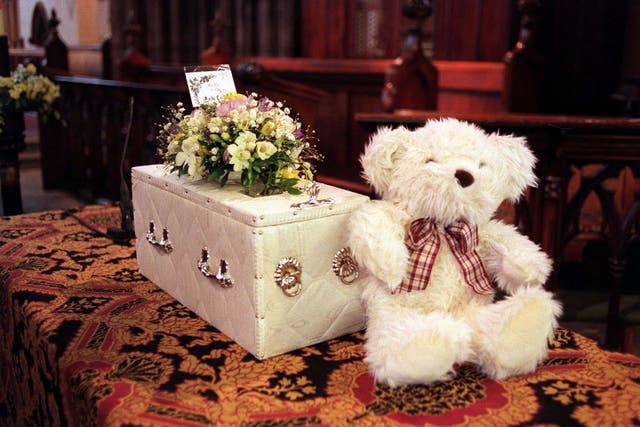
40;77;185;200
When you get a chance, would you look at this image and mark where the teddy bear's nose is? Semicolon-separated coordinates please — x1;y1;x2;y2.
455;169;474;188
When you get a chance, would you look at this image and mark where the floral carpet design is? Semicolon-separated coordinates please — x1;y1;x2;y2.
1;205;639;426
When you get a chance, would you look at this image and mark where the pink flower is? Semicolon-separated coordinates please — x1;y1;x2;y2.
215;97;250;118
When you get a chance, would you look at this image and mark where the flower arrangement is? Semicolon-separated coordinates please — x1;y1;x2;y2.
0;63;60;134
158;92;321;196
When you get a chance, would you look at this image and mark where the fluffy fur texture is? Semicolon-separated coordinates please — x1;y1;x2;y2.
348;118;562;386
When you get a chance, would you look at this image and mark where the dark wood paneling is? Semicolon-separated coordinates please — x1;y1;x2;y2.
435;0;482;60
301;0;349;58
434;0;515;61
541;0;628;115
478;0;516;61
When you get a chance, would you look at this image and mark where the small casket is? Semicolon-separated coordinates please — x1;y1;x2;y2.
132;164;369;359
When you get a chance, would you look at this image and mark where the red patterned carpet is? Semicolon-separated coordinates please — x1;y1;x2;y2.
1;205;639;426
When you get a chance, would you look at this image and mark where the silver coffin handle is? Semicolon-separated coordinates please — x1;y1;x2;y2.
146;221;173;253
197;247;234;288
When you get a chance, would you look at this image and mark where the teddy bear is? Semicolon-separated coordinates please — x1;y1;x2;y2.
347;118;562;387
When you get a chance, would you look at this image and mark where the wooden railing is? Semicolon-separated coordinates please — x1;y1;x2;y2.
40;77;186;201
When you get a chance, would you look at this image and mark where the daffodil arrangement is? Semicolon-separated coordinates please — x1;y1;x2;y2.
0;63;60;134
158;92;321;196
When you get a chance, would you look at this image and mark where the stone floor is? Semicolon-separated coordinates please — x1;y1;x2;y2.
15;167;85;214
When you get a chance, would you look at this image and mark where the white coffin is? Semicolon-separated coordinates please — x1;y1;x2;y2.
132;164;369;359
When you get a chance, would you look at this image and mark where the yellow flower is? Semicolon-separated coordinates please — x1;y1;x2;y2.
280;168;301;180
222;92;246;101
9;87;21;100
0;64;60;118
261;121;276;136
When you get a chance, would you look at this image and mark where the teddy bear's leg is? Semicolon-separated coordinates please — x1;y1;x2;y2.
473;287;561;379
363;308;473;387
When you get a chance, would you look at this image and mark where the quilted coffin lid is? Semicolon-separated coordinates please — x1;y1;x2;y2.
131;164;369;226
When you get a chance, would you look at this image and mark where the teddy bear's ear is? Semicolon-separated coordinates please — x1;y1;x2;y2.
360;126;412;196
489;133;538;202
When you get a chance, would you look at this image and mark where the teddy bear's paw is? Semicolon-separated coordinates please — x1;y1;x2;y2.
490;241;552;291
347;201;409;290
476;287;561;379
364;312;473;387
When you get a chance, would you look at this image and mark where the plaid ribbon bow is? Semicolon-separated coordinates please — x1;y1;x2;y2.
399;218;494;294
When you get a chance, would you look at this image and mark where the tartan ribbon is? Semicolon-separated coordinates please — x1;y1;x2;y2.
398;218;494;295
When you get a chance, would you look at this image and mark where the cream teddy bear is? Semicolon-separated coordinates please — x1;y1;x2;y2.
348;118;562;387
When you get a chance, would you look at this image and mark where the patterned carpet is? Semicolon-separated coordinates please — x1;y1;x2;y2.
1;205;640;426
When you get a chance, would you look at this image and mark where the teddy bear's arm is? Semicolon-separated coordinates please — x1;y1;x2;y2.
478;220;552;293
347;201;410;292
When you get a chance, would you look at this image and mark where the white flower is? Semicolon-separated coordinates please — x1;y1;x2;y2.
175;151;204;180
187;155;205;180
181;135;200;154
274;116;297;139
173;133;206;179
256;140;277;160
289;145;303;161
175;151;191;167
167;139;180;155
208;117;225;133
227;143;251;171
190;108;208;129
235;131;257;151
